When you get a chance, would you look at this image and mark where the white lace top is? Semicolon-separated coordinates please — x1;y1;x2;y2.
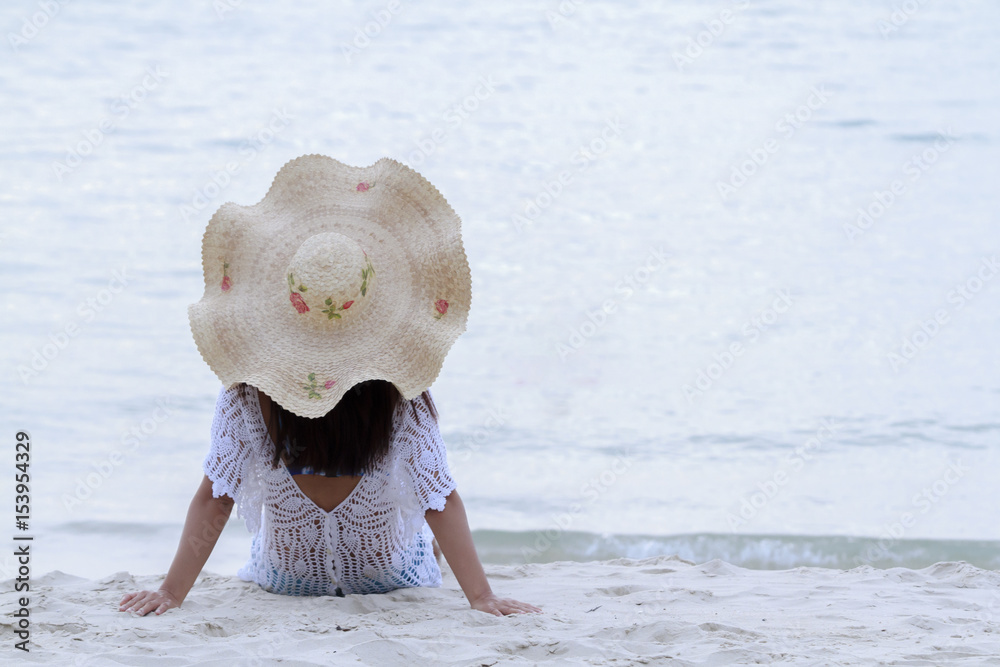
202;382;457;596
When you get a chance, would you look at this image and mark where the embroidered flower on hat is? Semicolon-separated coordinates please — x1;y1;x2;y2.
360;254;374;296
356;181;372;192
434;299;449;319
321;297;359;319
303;373;334;399
322;298;349;320
288;273;310;314
290;292;309;313
221;260;232;292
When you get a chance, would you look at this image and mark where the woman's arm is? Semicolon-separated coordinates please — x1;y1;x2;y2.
119;475;233;616
424;489;541;616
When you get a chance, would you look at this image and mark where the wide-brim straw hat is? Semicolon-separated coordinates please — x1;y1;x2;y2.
188;154;472;418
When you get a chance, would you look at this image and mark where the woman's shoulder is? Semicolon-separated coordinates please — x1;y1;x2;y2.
216;382;260;407
214;381;246;401
212;383;268;438
393;390;439;429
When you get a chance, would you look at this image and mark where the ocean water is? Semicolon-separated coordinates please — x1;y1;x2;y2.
1;1;998;580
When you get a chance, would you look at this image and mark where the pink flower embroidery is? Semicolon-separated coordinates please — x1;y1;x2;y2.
304;375;334;399
287;272;311;313
320;255;374;320
290;291;309;314
221;260;232;292
434;299;449;319
356;182;370;192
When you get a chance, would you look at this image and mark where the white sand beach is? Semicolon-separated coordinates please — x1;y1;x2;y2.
6;556;999;665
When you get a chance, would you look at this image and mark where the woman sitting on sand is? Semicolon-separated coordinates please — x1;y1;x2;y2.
119;155;540;618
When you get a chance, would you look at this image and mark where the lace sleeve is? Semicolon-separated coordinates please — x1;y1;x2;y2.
202;383;266;533
399;391;457;513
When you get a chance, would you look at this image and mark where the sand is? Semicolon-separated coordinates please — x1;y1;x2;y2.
4;555;999;665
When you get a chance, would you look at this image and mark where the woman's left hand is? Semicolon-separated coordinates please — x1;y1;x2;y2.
470;592;542;616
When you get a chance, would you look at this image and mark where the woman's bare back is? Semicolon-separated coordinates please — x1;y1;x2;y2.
256;388;362;512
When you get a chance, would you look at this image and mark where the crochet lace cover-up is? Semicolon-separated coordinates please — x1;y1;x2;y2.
203;383;457;596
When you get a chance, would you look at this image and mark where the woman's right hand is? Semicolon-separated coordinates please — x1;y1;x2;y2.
118;476;233;618
119;588;181;616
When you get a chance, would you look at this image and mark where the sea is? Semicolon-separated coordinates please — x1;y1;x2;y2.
1;0;998;581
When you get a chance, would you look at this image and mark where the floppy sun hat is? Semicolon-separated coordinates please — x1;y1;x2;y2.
188;154;472;418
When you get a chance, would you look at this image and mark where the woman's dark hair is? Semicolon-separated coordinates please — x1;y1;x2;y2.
261;379;438;476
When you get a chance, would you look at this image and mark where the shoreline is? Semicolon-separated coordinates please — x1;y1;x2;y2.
29;521;1000;581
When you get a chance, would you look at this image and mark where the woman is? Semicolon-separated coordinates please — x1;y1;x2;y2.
119;155;540;617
